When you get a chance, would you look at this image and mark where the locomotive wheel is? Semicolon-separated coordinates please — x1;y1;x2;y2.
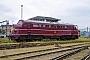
15;39;21;42
66;36;71;40
18;36;25;42
72;36;76;40
60;36;65;40
26;39;32;42
56;39;59;40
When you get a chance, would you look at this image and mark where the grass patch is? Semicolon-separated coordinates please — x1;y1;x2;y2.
27;38;90;45
0;38;89;49
0;37;90;46
0;38;17;43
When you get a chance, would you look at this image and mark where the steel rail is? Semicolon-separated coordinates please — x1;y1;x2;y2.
50;46;88;60
81;52;90;60
12;46;87;60
0;43;88;58
0;46;88;60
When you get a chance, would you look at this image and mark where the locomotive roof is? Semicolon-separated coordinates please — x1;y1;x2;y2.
25;20;74;26
28;16;61;22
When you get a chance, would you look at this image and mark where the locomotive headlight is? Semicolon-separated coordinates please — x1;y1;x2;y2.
11;28;15;31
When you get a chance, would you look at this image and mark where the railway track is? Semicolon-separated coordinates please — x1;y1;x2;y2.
51;46;88;60
81;52;90;60
0;44;89;60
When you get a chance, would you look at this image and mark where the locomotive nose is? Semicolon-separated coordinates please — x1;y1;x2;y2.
11;28;15;31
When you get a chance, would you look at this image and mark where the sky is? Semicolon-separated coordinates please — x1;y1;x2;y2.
0;0;90;29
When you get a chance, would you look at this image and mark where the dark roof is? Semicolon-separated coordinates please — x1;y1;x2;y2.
28;16;61;22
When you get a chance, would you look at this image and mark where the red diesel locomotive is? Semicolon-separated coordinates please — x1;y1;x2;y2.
11;16;79;41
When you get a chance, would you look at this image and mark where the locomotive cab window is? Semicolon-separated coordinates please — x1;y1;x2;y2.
73;25;77;29
72;26;75;28
17;21;22;25
71;26;76;29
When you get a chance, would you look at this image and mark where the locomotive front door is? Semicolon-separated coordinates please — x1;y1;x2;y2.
23;23;31;35
71;26;74;35
27;24;31;35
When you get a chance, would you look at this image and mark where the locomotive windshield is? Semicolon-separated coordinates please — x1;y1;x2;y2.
17;21;22;25
74;25;78;29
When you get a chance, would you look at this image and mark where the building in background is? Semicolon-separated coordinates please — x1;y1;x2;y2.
0;25;12;34
28;16;61;22
79;27;90;37
0;20;13;35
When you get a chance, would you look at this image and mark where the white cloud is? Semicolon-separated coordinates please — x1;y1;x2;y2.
0;0;90;29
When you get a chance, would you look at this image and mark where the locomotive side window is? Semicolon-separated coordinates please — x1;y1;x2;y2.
39;24;42;27
57;26;61;28
64;26;67;28
64;26;68;28
23;23;27;26
40;24;45;27
42;25;45;27
60;26;62;28
27;24;30;26
62;26;65;28
57;25;70;29
51;25;56;28
46;25;49;28
67;26;70;28
33;24;39;27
